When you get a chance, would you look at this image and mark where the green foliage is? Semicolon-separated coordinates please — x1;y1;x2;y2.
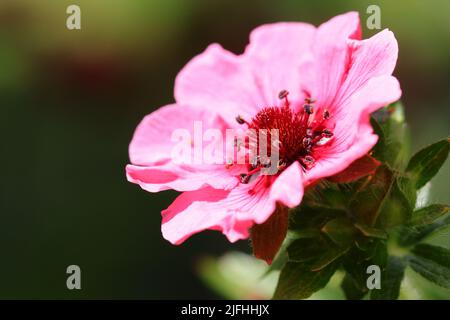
407;245;450;288
273;260;340;299
272;101;450;300
371;103;410;170
406;139;450;189
370;256;405;300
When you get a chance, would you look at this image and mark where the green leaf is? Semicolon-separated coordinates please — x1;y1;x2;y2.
289;204;346;232
321;217;357;246
398;214;450;247
349;165;393;226
370;256;406;300
376;176;413;229
273;260;340;299
342;240;388;293
406;139;450;189
408;204;450;227
408;244;450;288
287;236;328;263
371;102;410;169
412;244;450;267
341;274;367;300
354;223;388;239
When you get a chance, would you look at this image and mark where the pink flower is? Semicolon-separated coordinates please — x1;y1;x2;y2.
126;12;401;262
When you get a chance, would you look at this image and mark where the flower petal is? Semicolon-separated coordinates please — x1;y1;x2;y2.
334;29;399;112
174;44;264;124
161;185;271;244
161;164;304;244
129;103;227;165
302;11;362;109
305;75;401;183
244;22;316;107
126;163;239;192
269;161;304;208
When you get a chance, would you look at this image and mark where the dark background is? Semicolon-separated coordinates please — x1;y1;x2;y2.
1;0;449;298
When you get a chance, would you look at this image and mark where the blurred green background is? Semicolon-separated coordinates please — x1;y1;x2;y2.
0;0;449;298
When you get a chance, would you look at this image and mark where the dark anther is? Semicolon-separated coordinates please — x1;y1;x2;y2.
278;90;289;100
261;158;272;168
235;115;245;125
302;137;312;148
304;155;315;165
239;173;250;184
304;104;314;115
323;110;330;119
322;129;333;137
277;159;286;170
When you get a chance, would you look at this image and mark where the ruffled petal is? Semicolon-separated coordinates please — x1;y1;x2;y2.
244;22;316;107
333;29;399;113
305;75;401;183
174;44;264;124
161;165;304;244
126;163;239;192
302;11;362;109
129;103;227;165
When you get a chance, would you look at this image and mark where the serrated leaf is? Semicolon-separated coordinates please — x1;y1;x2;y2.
398;214;450;247
377;177;413;229
287;236;328;263
341;274;367;300
321;217;357;246
371;102;410;169
408;254;450;289
273;260;340;299
349;165;394;226
370;256;405;300
354;223;388;239
406;139;450;189
289;205;346;231
343;241;388;292
408;204;450;227
412;244;450;267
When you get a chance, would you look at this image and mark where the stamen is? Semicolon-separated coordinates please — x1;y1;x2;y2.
235;96;333;182
235;115;250;126
303;155;315;168
278;90;290;107
322;129;333;138
240;173;250;184
303;104;314;115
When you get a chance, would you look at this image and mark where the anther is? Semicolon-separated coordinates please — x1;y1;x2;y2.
278;90;290;107
278;90;289;100
322;129;333;137
304;104;314;115
323;110;330;119
302;137;312;149
239;173;250;184
235;115;246;125
303;155;315;166
277;159;286;170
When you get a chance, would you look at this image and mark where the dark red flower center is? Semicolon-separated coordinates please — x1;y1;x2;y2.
236;91;334;184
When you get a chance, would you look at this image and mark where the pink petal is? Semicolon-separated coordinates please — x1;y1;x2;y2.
174;44;265;125
269;161;304;208
161;164;304;244
334;29;399;112
128;103;242;192
244;22;316;107
129;103;227;165
126;163;239;192
302;11;362;109
305;75;401;183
